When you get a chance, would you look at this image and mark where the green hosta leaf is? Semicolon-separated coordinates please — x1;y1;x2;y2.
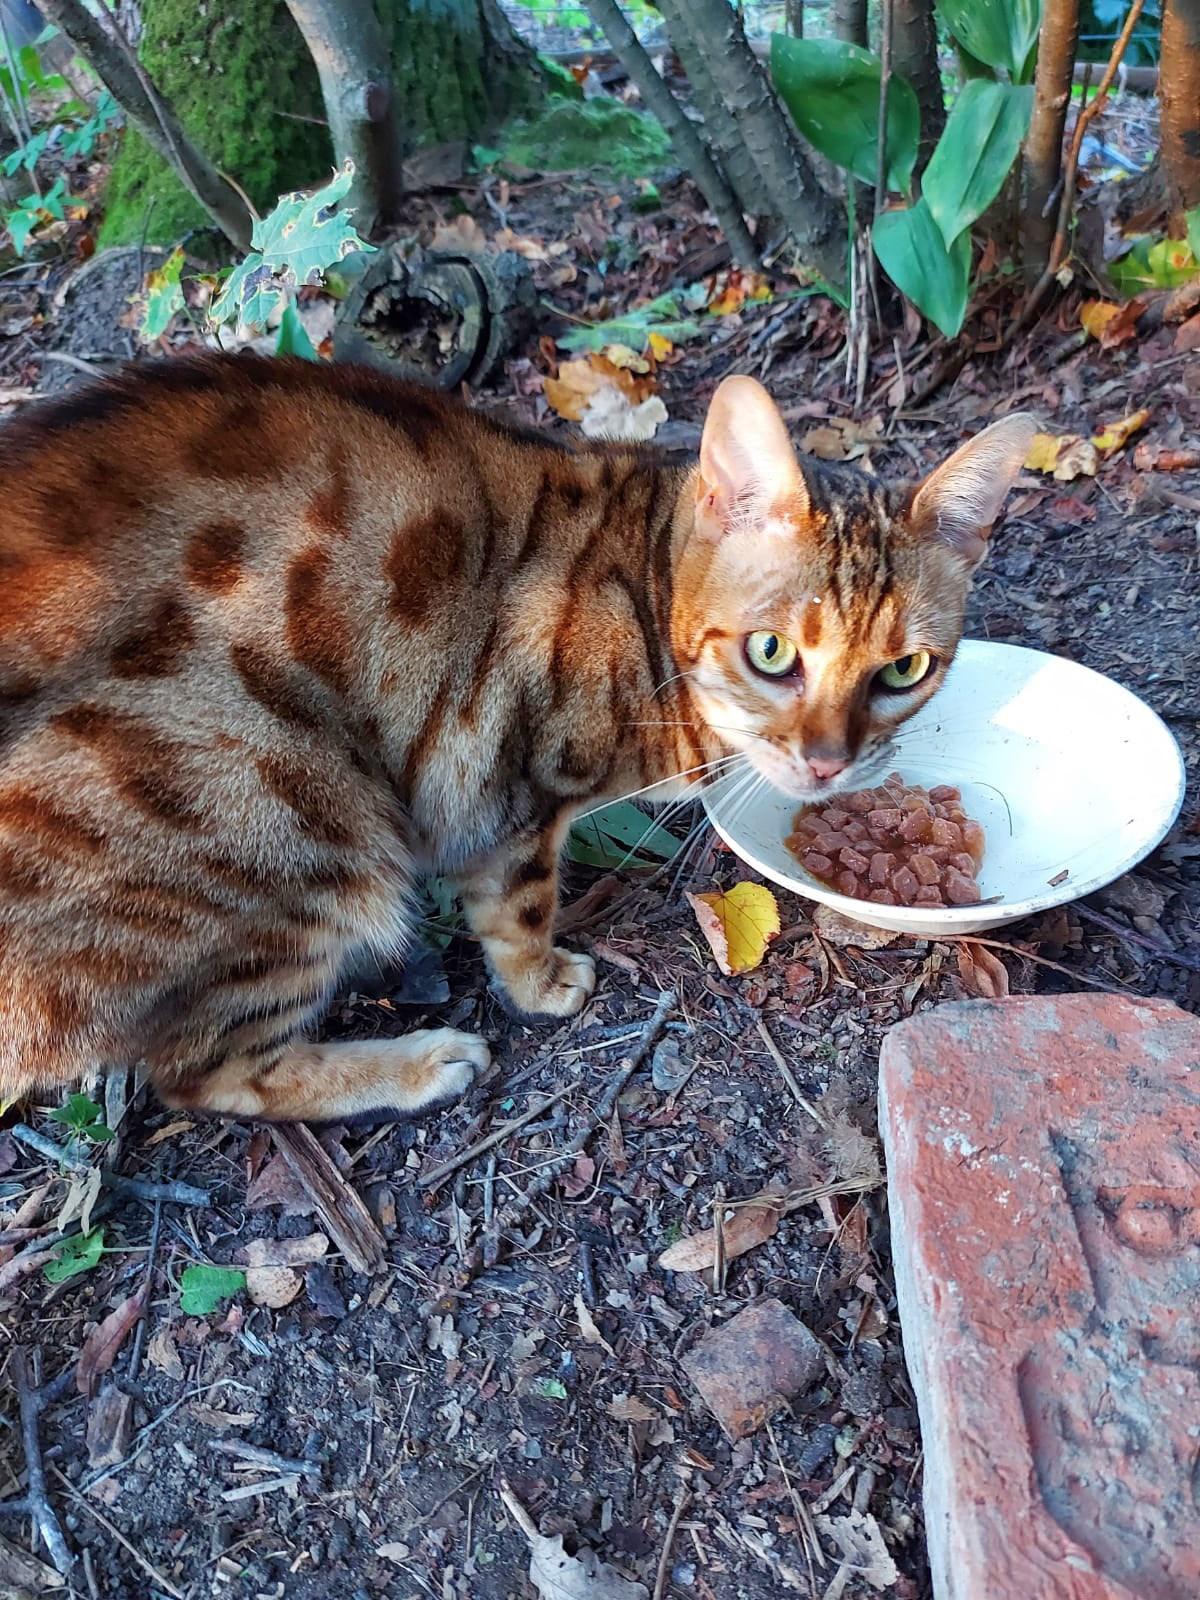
873;199;971;336
556;290;703;353
139;246;186;342
251;160;372;290
935;0;1042;82
49;1091;114;1142
770;35;920;192
180;1264;246;1316
275;302;319;360
923;81;1033;248
44;1228;104;1282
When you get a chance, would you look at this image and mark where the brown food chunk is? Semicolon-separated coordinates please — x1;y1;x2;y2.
789;776;986;909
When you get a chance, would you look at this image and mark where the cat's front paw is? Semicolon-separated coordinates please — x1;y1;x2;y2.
501;947;597;1020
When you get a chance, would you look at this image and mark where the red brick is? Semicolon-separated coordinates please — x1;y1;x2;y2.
880;995;1200;1600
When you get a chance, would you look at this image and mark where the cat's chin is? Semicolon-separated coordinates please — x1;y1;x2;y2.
747;747;891;802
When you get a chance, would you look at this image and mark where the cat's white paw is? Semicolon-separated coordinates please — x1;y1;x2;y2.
403;1027;491;1107
503;947;597;1019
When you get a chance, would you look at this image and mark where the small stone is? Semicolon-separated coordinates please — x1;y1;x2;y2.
682;1298;822;1441
880;994;1200;1600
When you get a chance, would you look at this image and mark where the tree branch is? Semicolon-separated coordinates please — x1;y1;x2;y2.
283;0;405;230
1021;0;1081;281
35;0;252;251
582;0;759;268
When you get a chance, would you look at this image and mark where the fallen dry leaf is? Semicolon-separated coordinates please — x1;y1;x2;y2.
242;1232;328;1309
544;353;657;423
799;415;883;461
657;1190;784;1272
812;903;899;950
430;214;488;255
574;1292;615;1356
1175;313;1200;352
502;1478;649;1600
646;330;673;360
76;1288;147;1395
86;1382;135;1469
146;1326;184;1380
956;939;1010;999
529;1533;648;1600
143;1118;194;1146
1091;408;1150;457
493;227;549;261
607;1394;656;1424
815;1510;899;1591
1025;432;1099;481
1080;299;1121;339
687;882;780;976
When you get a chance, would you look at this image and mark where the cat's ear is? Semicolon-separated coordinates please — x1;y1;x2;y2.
910;412;1037;563
696;375;808;537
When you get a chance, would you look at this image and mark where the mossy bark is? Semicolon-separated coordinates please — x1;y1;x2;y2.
101;0;545;249
384;0;544;150
100;0;330;248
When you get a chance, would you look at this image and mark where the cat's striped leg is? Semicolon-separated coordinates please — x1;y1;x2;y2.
164;1029;489;1122
457;825;596;1021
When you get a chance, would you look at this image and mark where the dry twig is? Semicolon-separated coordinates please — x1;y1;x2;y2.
0;1350;74;1578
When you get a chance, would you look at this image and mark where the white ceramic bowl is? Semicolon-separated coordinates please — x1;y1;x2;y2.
702;640;1186;937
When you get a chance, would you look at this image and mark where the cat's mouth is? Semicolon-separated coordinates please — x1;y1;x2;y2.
743;740;892;801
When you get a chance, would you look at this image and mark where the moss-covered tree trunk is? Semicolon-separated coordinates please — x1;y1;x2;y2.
100;0;330;247
102;0;545;249
383;0;544;150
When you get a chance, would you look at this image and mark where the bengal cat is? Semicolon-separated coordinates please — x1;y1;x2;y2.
0;355;1033;1123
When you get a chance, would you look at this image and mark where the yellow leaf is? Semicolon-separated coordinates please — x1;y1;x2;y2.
1091;407;1150;457
647;330;673;359
708;285;746;316
687;881;780;976
1080;300;1121;339
1025;432;1065;472
601;341;650;373
1024;431;1099;481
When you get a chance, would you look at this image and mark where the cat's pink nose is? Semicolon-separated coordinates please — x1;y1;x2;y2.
806;756;849;781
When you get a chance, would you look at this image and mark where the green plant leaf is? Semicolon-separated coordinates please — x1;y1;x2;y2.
250;160;372;290
49;1091;114;1142
936;0;1042;81
873;198;971;336
1185;206;1200;260
568;800;683;869
139;246;186;341
44;1228;104;1283
275;302;319;360
555;290;703;353
923;80;1033;247
770;35;920;192
180;1264;246;1316
210;251;287;331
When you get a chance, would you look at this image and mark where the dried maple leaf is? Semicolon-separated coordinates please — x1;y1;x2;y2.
687;882;780;976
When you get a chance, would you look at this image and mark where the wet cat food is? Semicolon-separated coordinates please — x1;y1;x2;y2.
786;774;985;907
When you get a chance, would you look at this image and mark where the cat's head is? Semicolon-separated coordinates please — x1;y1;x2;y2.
672;376;1035;801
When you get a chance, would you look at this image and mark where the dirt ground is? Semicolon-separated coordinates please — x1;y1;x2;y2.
1;129;1199;1600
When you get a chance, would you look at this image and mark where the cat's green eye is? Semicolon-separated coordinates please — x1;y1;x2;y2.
876;650;936;692
745;631;798;678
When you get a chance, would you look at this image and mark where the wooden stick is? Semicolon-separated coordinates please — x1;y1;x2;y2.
0;1350;74;1577
418;1083;573;1192
270;1124;386;1276
653;1489;692;1600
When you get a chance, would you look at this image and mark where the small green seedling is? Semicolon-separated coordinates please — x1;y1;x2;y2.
49;1092;114;1144
44;1227;105;1283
